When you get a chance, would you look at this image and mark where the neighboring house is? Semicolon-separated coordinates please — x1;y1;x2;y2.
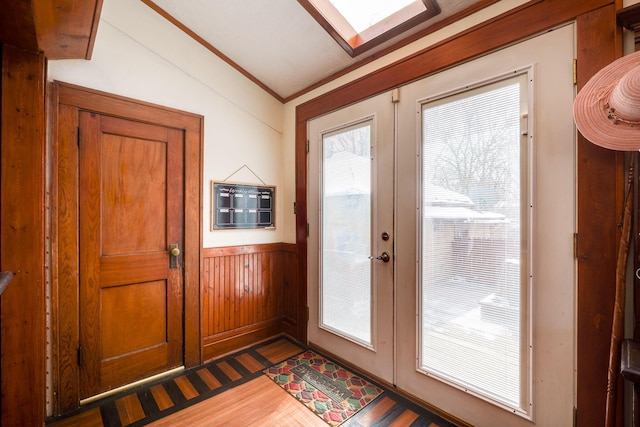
424;183;509;283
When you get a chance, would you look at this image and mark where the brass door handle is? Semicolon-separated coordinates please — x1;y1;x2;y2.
169;244;180;268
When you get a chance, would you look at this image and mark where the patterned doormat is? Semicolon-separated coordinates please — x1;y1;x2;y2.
264;350;383;426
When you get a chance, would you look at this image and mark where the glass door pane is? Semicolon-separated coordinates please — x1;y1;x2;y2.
419;75;528;409
321;122;372;345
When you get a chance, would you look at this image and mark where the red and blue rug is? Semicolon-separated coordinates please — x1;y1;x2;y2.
264;350;383;426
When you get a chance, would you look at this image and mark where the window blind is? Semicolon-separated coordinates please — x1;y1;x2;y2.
420;75;528;410
320;122;373;345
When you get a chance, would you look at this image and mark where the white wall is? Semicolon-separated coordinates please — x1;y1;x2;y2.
48;0;285;248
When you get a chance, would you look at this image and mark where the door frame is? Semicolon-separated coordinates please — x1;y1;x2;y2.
50;81;203;415
296;2;619;425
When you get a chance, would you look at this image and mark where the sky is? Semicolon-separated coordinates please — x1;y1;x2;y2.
329;0;417;32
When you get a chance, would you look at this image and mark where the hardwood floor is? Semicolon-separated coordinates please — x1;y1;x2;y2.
147;376;327;427
47;337;458;427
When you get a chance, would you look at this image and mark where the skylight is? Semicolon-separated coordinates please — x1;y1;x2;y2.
298;0;440;57
329;0;417;33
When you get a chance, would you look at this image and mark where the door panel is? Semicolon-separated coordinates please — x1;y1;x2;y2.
395;25;575;426
79;112;184;399
308;91;395;383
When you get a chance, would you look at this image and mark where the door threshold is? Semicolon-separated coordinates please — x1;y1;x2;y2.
80;366;185;405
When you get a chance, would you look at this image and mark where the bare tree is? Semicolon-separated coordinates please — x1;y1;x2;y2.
323;125;370;158
424;86;521;211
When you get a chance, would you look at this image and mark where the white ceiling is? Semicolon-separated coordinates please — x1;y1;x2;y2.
148;0;489;100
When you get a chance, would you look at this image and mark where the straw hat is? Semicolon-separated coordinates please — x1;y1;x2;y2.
574;50;640;151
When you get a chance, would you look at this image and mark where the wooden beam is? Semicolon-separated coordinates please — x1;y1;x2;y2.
0;0;102;59
33;0;103;59
1;43;47;426
576;5;622;427
0;2;38;51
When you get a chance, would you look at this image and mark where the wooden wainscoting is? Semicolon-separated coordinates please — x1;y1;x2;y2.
202;243;298;361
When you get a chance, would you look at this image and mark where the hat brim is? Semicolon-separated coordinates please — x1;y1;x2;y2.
573;50;640;151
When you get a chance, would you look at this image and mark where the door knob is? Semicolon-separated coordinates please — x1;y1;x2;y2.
369;251;391;263
169;244;180;269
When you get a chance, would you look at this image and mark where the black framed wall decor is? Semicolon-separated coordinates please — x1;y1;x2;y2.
211;181;275;230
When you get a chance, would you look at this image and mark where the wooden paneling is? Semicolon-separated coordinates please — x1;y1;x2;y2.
1;44;47;426
281;245;299;338
52;99;81;414
202;243;297;361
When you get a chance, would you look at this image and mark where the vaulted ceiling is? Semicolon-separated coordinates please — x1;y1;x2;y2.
2;0;498;102
142;0;498;101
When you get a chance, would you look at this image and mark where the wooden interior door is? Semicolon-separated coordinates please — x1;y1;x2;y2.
78;112;184;399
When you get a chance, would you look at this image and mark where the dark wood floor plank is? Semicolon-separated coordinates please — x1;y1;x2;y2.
114;394;145;426
174;376;199;400
351;396;396;426
162;380;187;405
236;352;266;373
255;339;304;363
136;390;160;417
48;407;104;427
186;371;212;395
227;356;253;377
100;401;122;427
247;348;274;367
149;384;174;411
373;401;407;425
389;408;420;426
207;363;232;385
217;360;243;381
196;367;222;390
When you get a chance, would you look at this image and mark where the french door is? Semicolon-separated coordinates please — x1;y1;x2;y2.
308;24;575;427
307;91;395;383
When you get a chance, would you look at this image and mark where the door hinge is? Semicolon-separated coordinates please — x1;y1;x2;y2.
573;406;577;427
77;127;81;147
573;59;577;85
391;88;400;103
77;345;83;366
306;140;310;154
573;233;578;259
293;202;297;215
306;306;310;322
306;223;309;238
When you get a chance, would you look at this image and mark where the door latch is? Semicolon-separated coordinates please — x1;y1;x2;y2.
169;244;180;269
